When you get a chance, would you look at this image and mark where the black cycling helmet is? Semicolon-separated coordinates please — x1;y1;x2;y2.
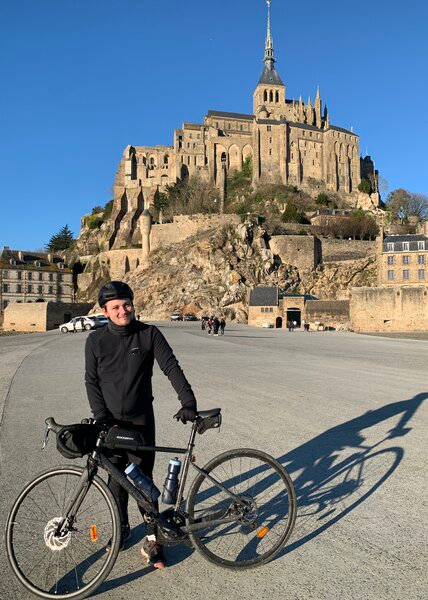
98;281;134;307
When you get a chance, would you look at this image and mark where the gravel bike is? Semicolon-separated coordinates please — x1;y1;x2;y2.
5;408;297;600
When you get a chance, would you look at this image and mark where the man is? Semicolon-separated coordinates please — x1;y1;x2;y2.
85;281;197;569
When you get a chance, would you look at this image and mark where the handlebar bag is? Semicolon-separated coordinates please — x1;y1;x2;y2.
57;424;100;459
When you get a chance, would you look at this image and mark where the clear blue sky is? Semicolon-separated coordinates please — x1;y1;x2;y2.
1;0;427;250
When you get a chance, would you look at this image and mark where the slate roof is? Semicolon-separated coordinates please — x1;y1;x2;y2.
384;234;427;243
249;286;278;306
258;65;284;86
207;110;254;121
0;248;70;271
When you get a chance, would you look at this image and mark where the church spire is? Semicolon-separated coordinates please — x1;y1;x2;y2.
264;0;274;68
258;1;284;86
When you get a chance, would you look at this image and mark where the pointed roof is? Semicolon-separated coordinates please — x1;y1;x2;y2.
258;1;284;86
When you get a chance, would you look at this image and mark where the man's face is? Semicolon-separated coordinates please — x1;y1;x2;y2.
102;298;134;326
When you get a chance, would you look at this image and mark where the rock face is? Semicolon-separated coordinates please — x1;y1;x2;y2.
122;222;377;321
69;212;378;321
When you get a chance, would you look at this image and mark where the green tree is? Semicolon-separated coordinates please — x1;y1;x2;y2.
358;178;373;194
281;202;305;224
46;225;74;252
386;188;428;222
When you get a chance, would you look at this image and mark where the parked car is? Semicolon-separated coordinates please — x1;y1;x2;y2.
92;314;109;326
170;311;183;321
183;313;198;321
59;316;105;333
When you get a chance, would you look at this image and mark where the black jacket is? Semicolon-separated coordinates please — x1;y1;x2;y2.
85;320;196;425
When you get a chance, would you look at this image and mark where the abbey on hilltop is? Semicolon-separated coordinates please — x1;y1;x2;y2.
108;1;377;249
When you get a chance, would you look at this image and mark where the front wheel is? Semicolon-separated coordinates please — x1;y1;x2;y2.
187;448;297;569
6;465;121;600
60;327;68;333
84;324;92;331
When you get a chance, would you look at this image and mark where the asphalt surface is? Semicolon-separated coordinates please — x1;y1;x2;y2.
0;324;427;600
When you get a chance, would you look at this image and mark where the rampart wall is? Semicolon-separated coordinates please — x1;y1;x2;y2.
321;239;375;263
150;214;240;251
350;286;428;332
269;235;321;271
3;302;92;332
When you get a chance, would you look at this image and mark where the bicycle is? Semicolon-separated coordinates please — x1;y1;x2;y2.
5;408;297;600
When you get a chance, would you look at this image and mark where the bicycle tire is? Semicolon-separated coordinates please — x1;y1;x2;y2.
5;465;121;600
187;448;297;569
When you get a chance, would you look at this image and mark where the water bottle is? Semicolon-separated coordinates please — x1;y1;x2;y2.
162;458;182;505
125;463;160;503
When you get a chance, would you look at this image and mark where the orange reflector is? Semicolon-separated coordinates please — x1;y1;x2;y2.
89;525;98;543
257;526;270;538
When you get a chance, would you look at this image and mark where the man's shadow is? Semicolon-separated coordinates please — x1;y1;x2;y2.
97;392;426;592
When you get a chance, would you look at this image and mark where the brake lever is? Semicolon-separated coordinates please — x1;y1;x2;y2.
42;423;51;450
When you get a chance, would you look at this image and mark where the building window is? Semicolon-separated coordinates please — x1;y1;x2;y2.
17;284;22;293
418;241;425;250
39;272;43;281
38;285;43;294
3;270;8;278
27;284;32;293
2;284;9;293
35;260;41;267
402;255;409;265
387;270;394;280
387;243;394;251
418;255;425;264
269;307;273;313
403;270;409;280
2;300;9;309
402;242;409;251
418;269;425;280
57;286;62;295
17;271;22;280
261;307;265;313
49;273;53;281
57;273;62;282
27;271;32;280
267;126;271;131
49;286;53;294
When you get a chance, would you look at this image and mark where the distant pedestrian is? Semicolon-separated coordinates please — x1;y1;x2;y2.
207;319;213;335
287;320;292;332
213;317;220;336
72;319;77;333
293;320;297;330
201;318;206;331
80;317;85;331
220;318;226;336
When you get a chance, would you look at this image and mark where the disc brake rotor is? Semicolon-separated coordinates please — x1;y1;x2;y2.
44;517;71;551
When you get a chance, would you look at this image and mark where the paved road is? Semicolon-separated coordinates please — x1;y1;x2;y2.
0;324;427;600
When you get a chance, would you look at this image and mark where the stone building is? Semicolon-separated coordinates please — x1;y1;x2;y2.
108;2;377;250
377;233;428;286
0;247;73;313
248;286;319;328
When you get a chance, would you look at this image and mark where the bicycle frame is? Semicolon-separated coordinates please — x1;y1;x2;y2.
58;419;248;538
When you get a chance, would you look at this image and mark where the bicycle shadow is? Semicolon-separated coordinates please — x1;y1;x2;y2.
276;392;426;558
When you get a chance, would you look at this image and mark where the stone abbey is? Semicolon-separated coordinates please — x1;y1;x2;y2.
109;1;376;249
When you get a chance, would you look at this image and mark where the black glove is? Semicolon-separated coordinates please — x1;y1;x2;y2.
95;415;112;431
174;402;197;424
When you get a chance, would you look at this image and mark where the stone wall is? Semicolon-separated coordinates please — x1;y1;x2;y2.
150;214;241;251
269;235;321;271
321;239;375;263
3;302;92;332
350;286;428;332
305;300;350;328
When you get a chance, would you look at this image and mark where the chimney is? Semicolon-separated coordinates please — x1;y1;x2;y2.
18;250;24;260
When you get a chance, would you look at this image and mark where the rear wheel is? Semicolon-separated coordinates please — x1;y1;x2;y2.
6;466;120;599
84;324;92;331
187;448;296;569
